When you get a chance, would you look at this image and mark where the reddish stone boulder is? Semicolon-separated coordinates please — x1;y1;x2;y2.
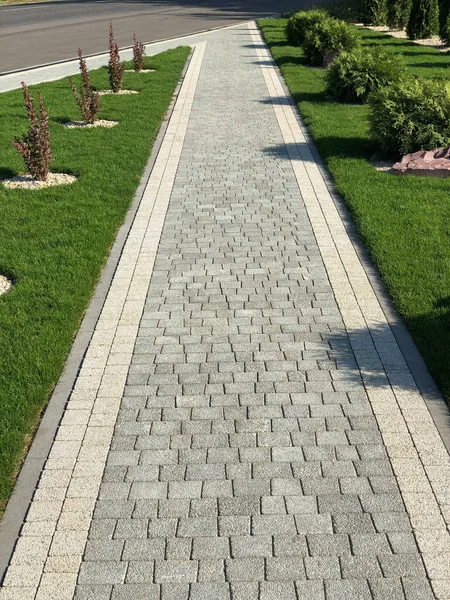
323;52;339;68
393;147;450;178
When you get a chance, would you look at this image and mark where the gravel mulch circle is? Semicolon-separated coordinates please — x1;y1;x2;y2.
97;90;139;96
370;155;396;174
358;24;448;52
0;275;13;296
124;69;155;73
64;120;119;129
2;172;77;189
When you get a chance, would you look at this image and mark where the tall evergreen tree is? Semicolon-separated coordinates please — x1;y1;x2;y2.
407;0;440;38
362;0;387;25
439;0;450;42
387;0;412;29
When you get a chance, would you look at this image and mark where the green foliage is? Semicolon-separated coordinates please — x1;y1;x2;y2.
303;18;360;65
362;0;387;24
324;0;364;22
326;47;405;103
407;0;440;39
285;9;329;46
440;0;450;42
369;77;450;155
386;0;412;28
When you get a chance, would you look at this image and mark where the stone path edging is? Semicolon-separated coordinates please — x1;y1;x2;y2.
250;22;450;598
0;41;206;600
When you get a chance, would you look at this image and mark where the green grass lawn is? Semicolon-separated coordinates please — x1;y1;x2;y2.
0;47;189;513
259;20;450;404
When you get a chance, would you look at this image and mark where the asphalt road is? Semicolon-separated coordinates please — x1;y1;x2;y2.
0;0;313;73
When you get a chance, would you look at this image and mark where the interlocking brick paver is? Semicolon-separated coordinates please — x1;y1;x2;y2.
2;20;449;600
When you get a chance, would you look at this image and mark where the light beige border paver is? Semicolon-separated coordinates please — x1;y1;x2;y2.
0;40;206;600
249;22;450;599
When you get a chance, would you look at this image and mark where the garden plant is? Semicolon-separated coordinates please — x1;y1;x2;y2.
285;9;329;46
108;21;126;92
69;48;100;124
12;82;52;181
326;47;405;103
386;0;412;28
407;0;440;38
302;17;360;65
362;0;387;25
133;33;146;72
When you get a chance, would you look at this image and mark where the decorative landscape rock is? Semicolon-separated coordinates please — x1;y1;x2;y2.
393;147;450;177
323;51;339;68
0;275;12;296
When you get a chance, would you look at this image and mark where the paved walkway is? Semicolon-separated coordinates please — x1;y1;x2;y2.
1;22;450;600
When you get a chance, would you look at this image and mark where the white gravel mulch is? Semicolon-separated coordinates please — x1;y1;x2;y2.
370;155;396;174
124;69;155;73
2;172;77;190
64;119;119;129
0;275;13;296
358;24;448;52
97;90;139;96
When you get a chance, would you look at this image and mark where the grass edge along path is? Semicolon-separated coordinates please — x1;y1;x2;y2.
258;19;450;406
0;46;190;515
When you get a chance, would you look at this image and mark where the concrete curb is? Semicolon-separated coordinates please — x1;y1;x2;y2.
0;47;194;584
257;22;450;454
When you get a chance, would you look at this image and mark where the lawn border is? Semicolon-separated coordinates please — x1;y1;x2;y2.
256;20;450;454
0;47;193;584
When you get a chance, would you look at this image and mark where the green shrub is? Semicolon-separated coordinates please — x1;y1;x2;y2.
303;19;360;66
325;0;364;22
369;77;450;156
407;0;440;38
386;0;412;28
326;47;405;103
362;0;387;24
440;0;450;42
285;9;329;46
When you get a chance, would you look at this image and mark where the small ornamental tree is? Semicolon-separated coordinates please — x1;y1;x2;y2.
12;82;52;181
387;0;412;29
108;21;125;92
133;33;145;72
407;0;440;39
69;48;100;124
362;0;387;25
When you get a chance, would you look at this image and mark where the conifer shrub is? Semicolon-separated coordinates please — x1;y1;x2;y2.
362;0;387;25
12;82;52;181
285;9;329;46
386;0;412;29
326;47;405;103
369;77;450;156
440;0;450;42
303;18;360;66
407;0;440;39
69;48;100;124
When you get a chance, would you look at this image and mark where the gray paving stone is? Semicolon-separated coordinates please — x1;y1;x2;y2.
67;24;439;600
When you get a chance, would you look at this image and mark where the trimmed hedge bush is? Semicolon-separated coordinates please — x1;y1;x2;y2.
407;0;440;39
285;9;329;46
387;0;412;29
369;77;450;156
303;18;360;66
326;47;405;103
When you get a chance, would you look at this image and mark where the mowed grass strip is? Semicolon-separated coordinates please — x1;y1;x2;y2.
259;20;450;404
0;47;190;513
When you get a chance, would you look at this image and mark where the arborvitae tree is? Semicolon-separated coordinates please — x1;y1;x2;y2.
439;0;450;42
387;0;412;28
362;0;387;24
407;0;440;38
